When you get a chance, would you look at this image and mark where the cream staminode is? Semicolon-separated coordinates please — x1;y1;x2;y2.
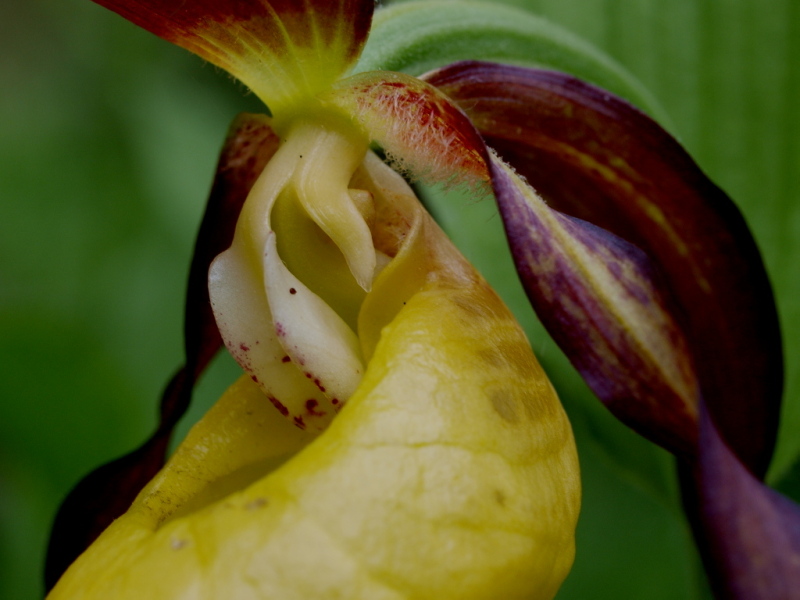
210;116;467;432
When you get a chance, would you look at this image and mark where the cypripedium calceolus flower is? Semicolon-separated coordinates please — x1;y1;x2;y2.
47;1;580;599
45;1;800;599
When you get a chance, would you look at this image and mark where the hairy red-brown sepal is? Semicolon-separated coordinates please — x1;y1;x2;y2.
91;0;374;114
428;61;782;476
45;114;279;589
491;157;700;458
680;408;800;600
326;71;490;187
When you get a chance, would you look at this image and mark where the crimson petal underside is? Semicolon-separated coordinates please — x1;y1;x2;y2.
426;61;782;477
90;0;374;117
45;114;280;590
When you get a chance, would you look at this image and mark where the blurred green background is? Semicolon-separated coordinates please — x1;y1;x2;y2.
1;0;798;598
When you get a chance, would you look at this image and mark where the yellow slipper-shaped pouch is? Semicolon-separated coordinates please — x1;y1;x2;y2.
48;126;580;600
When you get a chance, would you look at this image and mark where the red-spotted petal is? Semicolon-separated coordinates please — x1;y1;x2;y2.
45;113;279;589
91;0;374;116
427;61;782;476
323;70;490;187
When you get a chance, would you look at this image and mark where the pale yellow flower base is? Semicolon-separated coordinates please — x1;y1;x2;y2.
49;267;579;599
48;134;580;598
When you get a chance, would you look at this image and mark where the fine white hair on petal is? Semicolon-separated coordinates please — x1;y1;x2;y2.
326;72;490;191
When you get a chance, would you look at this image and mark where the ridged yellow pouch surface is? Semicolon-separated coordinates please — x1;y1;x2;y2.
48;128;580;600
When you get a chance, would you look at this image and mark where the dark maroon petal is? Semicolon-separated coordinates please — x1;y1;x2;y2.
90;0;374;116
427;61;782;476
45;113;279;589
491;156;700;458
681;408;800;600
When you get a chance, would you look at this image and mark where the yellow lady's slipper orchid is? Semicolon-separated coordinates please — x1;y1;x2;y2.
49;142;579;599
45;0;796;596
47;0;580;597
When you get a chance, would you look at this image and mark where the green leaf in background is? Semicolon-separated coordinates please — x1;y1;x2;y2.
775;454;800;501
358;0;669;123
1;0;797;599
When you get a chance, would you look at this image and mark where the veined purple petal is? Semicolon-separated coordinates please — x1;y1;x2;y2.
491;156;700;458
427;61;782;476
45;114;279;589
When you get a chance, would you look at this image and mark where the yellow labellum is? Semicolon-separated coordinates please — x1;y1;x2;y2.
49;117;579;597
48;196;579;599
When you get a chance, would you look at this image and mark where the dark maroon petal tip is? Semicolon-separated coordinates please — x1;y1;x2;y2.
91;0;374;114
